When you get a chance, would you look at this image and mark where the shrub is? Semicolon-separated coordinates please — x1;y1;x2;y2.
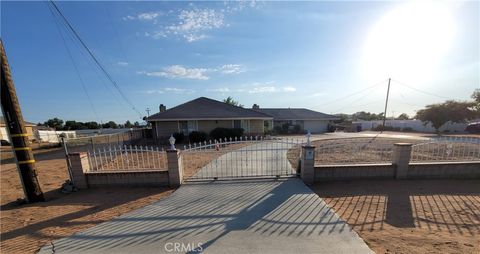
272;126;283;135
209;128;244;140
292;124;302;134
402;127;413;132
281;123;290;134
189;131;208;143
172;132;185;143
393;127;401;131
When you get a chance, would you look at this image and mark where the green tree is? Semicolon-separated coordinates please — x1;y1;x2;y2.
395;113;410;120
44;118;64;130
85;121;100;129
124;120;133;128
102;121;118;129
472;89;480;113
415;100;476;134
133;121;140;127
223;96;244;107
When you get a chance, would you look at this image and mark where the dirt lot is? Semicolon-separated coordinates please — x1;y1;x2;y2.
313;179;480;254
0;148;173;254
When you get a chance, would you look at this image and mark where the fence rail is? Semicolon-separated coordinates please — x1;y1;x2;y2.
64;128;147;153
411;137;480;162
87;145;167;172
314;138;403;165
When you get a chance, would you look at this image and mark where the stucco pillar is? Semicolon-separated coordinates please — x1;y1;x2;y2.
393;143;413;179
301;145;316;185
167;149;183;187
69;152;90;189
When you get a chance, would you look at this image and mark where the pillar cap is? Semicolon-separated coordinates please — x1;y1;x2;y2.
301;145;316;148
167;149;178;153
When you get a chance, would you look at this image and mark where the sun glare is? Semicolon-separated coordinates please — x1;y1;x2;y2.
363;1;455;84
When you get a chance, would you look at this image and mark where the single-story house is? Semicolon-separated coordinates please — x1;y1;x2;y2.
146;97;273;139
147;97;338;139
252;104;339;133
0;116;36;143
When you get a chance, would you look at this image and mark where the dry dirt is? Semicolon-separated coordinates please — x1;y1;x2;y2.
0;148;173;254
313;179;480;254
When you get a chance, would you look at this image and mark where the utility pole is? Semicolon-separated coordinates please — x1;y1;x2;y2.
0;40;44;202
145;108;150;117
382;78;391;128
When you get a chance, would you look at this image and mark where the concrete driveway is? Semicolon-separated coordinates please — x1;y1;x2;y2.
39;140;372;254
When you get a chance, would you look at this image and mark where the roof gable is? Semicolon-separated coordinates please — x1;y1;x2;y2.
146;97;272;121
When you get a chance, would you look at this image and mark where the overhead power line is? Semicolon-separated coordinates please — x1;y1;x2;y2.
46;3;101;123
49;0;143;119
314;79;388;108
391;79;450;100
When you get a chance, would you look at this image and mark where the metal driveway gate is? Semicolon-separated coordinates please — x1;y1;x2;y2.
181;137;304;181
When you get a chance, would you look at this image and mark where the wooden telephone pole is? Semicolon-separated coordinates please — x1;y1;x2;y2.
1;39;44;202
382;78;391;128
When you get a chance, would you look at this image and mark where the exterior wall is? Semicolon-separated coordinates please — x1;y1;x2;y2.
314;162;480;181
155;121;178;138
315;164;395;181
197;120;233;134
249;120;264;134
304;120;329;133
354;119;468;133
86;170;169;187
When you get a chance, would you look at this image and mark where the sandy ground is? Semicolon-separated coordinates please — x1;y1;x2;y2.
0;148;173;254
313;179;480;254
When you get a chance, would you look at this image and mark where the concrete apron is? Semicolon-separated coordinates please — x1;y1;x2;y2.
39;178;372;254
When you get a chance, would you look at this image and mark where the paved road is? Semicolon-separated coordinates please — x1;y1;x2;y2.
39;140;372;254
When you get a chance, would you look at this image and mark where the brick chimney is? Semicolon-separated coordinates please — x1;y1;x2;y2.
159;104;166;113
252;104;260;110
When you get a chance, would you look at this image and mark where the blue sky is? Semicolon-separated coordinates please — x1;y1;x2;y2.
1;1;479;124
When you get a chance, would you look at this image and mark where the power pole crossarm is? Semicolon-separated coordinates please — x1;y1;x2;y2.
0;39;45;203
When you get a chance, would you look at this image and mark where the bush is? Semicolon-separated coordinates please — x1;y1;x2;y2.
189;131;208;143
172;132;185;143
292;124;302;134
209;128;244;140
281;123;290;134
393;127;401;132
273;126;283;135
402;127;413;132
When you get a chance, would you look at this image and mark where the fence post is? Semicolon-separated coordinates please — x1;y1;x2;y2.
166;149;183;187
300;145;316;185
393;143;412;179
69;152;90;188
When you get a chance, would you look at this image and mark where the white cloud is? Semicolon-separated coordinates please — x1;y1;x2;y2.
139;64;245;80
143;65;209;80
248;86;277;94
145;87;195;94
123;12;162;21
282;86;297;92
117;61;129;66
218;64;245;74
165;9;225;42
207;87;231;93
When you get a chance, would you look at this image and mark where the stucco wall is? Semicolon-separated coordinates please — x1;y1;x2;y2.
197;120;233;133
249;120;264;134
155;121;178;138
304;120;329;133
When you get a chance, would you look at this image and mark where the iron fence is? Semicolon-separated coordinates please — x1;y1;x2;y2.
181;136;304;180
87;145;167;172
64;128;147;153
314;138;407;165
411;137;480;162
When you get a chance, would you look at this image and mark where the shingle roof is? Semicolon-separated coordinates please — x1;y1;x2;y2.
253;108;339;121
146;97;273;121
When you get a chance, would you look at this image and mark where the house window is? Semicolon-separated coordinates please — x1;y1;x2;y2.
233;120;241;128
178;120;197;135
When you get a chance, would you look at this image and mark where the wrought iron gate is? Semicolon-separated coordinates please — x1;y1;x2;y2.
181;137;304;181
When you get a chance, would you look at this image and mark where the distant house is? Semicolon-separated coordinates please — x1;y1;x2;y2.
0;116;36;142
146;97;338;139
146;97;273;139
252;105;339;133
